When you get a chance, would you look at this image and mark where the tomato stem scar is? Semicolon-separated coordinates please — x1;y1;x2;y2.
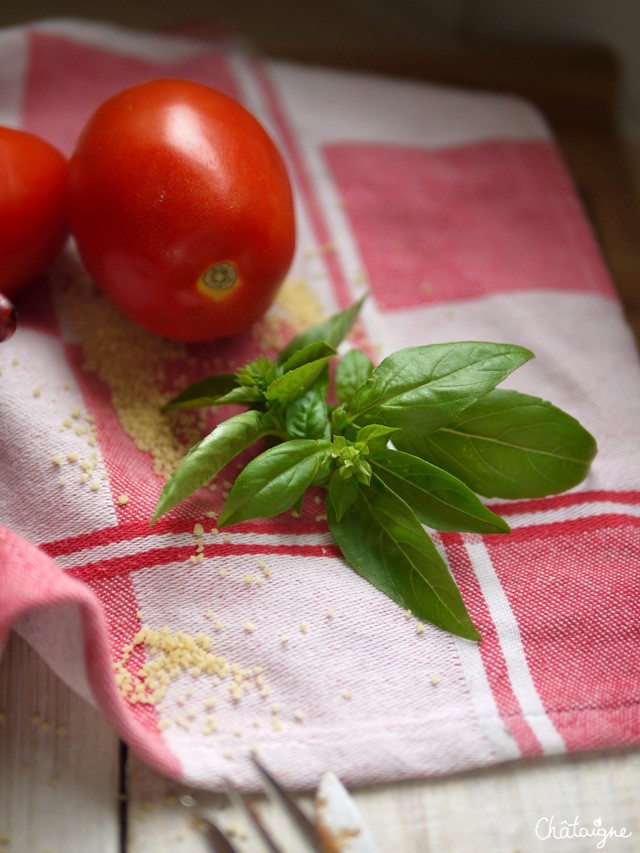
202;262;237;291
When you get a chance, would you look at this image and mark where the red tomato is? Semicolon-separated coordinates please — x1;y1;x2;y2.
0;127;68;297
67;79;296;342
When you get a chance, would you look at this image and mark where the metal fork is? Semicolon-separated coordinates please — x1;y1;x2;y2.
183;756;379;852
182;757;322;852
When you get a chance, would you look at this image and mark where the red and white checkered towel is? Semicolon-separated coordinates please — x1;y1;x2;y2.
1;19;639;791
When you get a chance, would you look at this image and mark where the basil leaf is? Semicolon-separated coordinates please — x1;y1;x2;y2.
370;448;509;533
327;476;481;640
394;389;597;499
335;349;374;406
328;471;358;522
280;341;336;374
285;389;331;440
164;373;262;411
356;424;399;452
218;439;333;526
347;342;533;433
276;294;367;365
151;410;265;522
266;356;335;406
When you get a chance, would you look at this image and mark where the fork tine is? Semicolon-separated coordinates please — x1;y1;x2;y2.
250;757;322;851
222;778;284;853
178;793;239;853
198;814;241;853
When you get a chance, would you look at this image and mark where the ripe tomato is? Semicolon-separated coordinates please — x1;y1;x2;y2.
0;127;68;297
67;79;296;342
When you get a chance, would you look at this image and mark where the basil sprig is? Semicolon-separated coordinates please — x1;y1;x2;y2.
151;298;597;641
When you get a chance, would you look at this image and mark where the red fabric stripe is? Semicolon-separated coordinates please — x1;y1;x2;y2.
323;140;615;310
67;541;342;582
442;532;542;757
40;490;638;560
484;517;640;752
488;513;638;543
490;490;640;516
40;513;332;559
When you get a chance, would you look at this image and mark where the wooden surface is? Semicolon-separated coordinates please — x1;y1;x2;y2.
2;12;640;853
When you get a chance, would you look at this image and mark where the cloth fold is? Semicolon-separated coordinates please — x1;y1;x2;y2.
1;18;639;791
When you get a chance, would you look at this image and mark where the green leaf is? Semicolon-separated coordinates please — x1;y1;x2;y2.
327;476;481;640
151;410;265;522
163;374;253;411
266;356;335;406
394;389;597;499
328;470;358;522
347;342;534;433
335;349;374;406
285;389;331;440
356;424;399;452
276;294;367;365
218;440;333;526
370;448;509;533
280;341;337;374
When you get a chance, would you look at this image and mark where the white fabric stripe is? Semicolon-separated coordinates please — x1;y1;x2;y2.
464;539;566;754
51;499;638;571
0;27;28;127
53;531;336;570
454;633;522;761
267;60;551;150
503;500;640;530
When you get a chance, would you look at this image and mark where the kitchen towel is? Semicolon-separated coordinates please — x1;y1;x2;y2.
1;18;639;791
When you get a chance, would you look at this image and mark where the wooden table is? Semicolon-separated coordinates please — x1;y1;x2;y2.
2;11;640;851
